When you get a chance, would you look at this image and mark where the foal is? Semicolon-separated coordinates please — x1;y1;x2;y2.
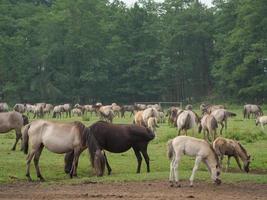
213;137;251;172
168;136;221;187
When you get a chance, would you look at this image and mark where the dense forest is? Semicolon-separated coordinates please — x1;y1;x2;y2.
0;0;266;104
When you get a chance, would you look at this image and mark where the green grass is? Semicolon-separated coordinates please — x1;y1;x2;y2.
0;108;267;185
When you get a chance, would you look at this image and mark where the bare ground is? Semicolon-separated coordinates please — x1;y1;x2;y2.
0;180;266;200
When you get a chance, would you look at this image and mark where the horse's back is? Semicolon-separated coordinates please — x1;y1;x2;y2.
172;136;210;157
0;111;23;132
28;120;82;153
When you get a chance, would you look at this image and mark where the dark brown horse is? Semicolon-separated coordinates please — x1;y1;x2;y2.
65;121;155;175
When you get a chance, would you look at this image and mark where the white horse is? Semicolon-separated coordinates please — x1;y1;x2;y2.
147;117;159;137
198;114;218;141
167;136;221;187
256;116;267;130
176;110;198;135
211;109;236;134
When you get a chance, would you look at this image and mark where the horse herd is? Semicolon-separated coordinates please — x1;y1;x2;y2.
0;102;264;187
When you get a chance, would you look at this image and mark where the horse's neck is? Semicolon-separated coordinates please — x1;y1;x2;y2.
235;144;248;162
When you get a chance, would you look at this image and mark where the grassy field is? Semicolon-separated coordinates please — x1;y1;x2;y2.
0;107;267;185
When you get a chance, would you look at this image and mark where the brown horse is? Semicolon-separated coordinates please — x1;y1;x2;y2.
0;111;29;150
213;137;251;173
21;120;105;181
65;121;155;175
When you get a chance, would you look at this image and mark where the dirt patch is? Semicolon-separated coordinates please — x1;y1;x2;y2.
0;180;266;200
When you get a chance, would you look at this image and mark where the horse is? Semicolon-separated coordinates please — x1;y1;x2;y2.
65;121;155;175
142;108;159;126
211;109;236;134
52;105;62;118
121;105;135;118
0;102;9;112
176;110;199;136
168;136;221;187
21;120;105;181
256;116;267;130
200;104;225;115
198;114;218;141
13;103;26;113
0;111;29;150
43;104;53;116
25;104;35;116
213;137;251;173
63;104;72;118
111;104;121;118
167;107;181;127
134;111;145;126
99;106;115;123
185;104;193;110
33;103;44;118
243;104;263;119
72;108;83;117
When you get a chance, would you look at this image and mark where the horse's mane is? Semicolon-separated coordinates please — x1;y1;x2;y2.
236;141;248;157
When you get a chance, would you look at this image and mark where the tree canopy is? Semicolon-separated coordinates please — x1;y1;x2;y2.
0;0;266;104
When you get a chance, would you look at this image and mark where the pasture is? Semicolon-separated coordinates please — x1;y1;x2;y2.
0;107;267;184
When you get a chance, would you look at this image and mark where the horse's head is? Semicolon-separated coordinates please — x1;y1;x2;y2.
207;145;222;185
243;155;251;173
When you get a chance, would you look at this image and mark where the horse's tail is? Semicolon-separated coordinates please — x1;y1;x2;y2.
167;139;174;160
86;128;105;176
22;123;31;154
22;114;29;125
226;111;236;118
184;112;191;129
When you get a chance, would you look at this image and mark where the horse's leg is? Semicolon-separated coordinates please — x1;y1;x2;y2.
133;147;142;173
12;129;22;151
226;156;231;172
225;119;227;131
103;151;112;175
34;144;45;181
189;156;202;187
173;153;181;187
70;149;82;178
140;146;150;173
64;151;74;174
220;122;224;135
26;150;36;181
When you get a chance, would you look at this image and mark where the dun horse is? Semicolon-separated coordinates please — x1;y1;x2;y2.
168;136;221;187
198;114;218;141
211;109;236;134
65;121;155;175
0;111;29;150
213;137;251;173
21;120;105;181
176;110;199;136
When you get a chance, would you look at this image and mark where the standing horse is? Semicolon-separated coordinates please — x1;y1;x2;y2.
198;114;218;141
176;110;199;136
168;136;221;187
211;109;236;134
21;120;105;181
0;102;9;112
0;111;29;150
213;137;251;173
243;104;263;119
255;116;267;130
65;121;155;175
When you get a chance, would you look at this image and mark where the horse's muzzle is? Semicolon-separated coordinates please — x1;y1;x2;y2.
215;178;222;185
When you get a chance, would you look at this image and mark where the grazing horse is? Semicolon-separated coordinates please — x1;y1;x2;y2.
0;102;9;112
168;136;221;187
243;104;263;119
211;109;236;134
21;120;105;181
65;121;155;175
134;111;145;126
256;116;267;130
198;114;218;141
63;104;72;118
213;137;251;173
176;110;199;136
0;111;29;150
